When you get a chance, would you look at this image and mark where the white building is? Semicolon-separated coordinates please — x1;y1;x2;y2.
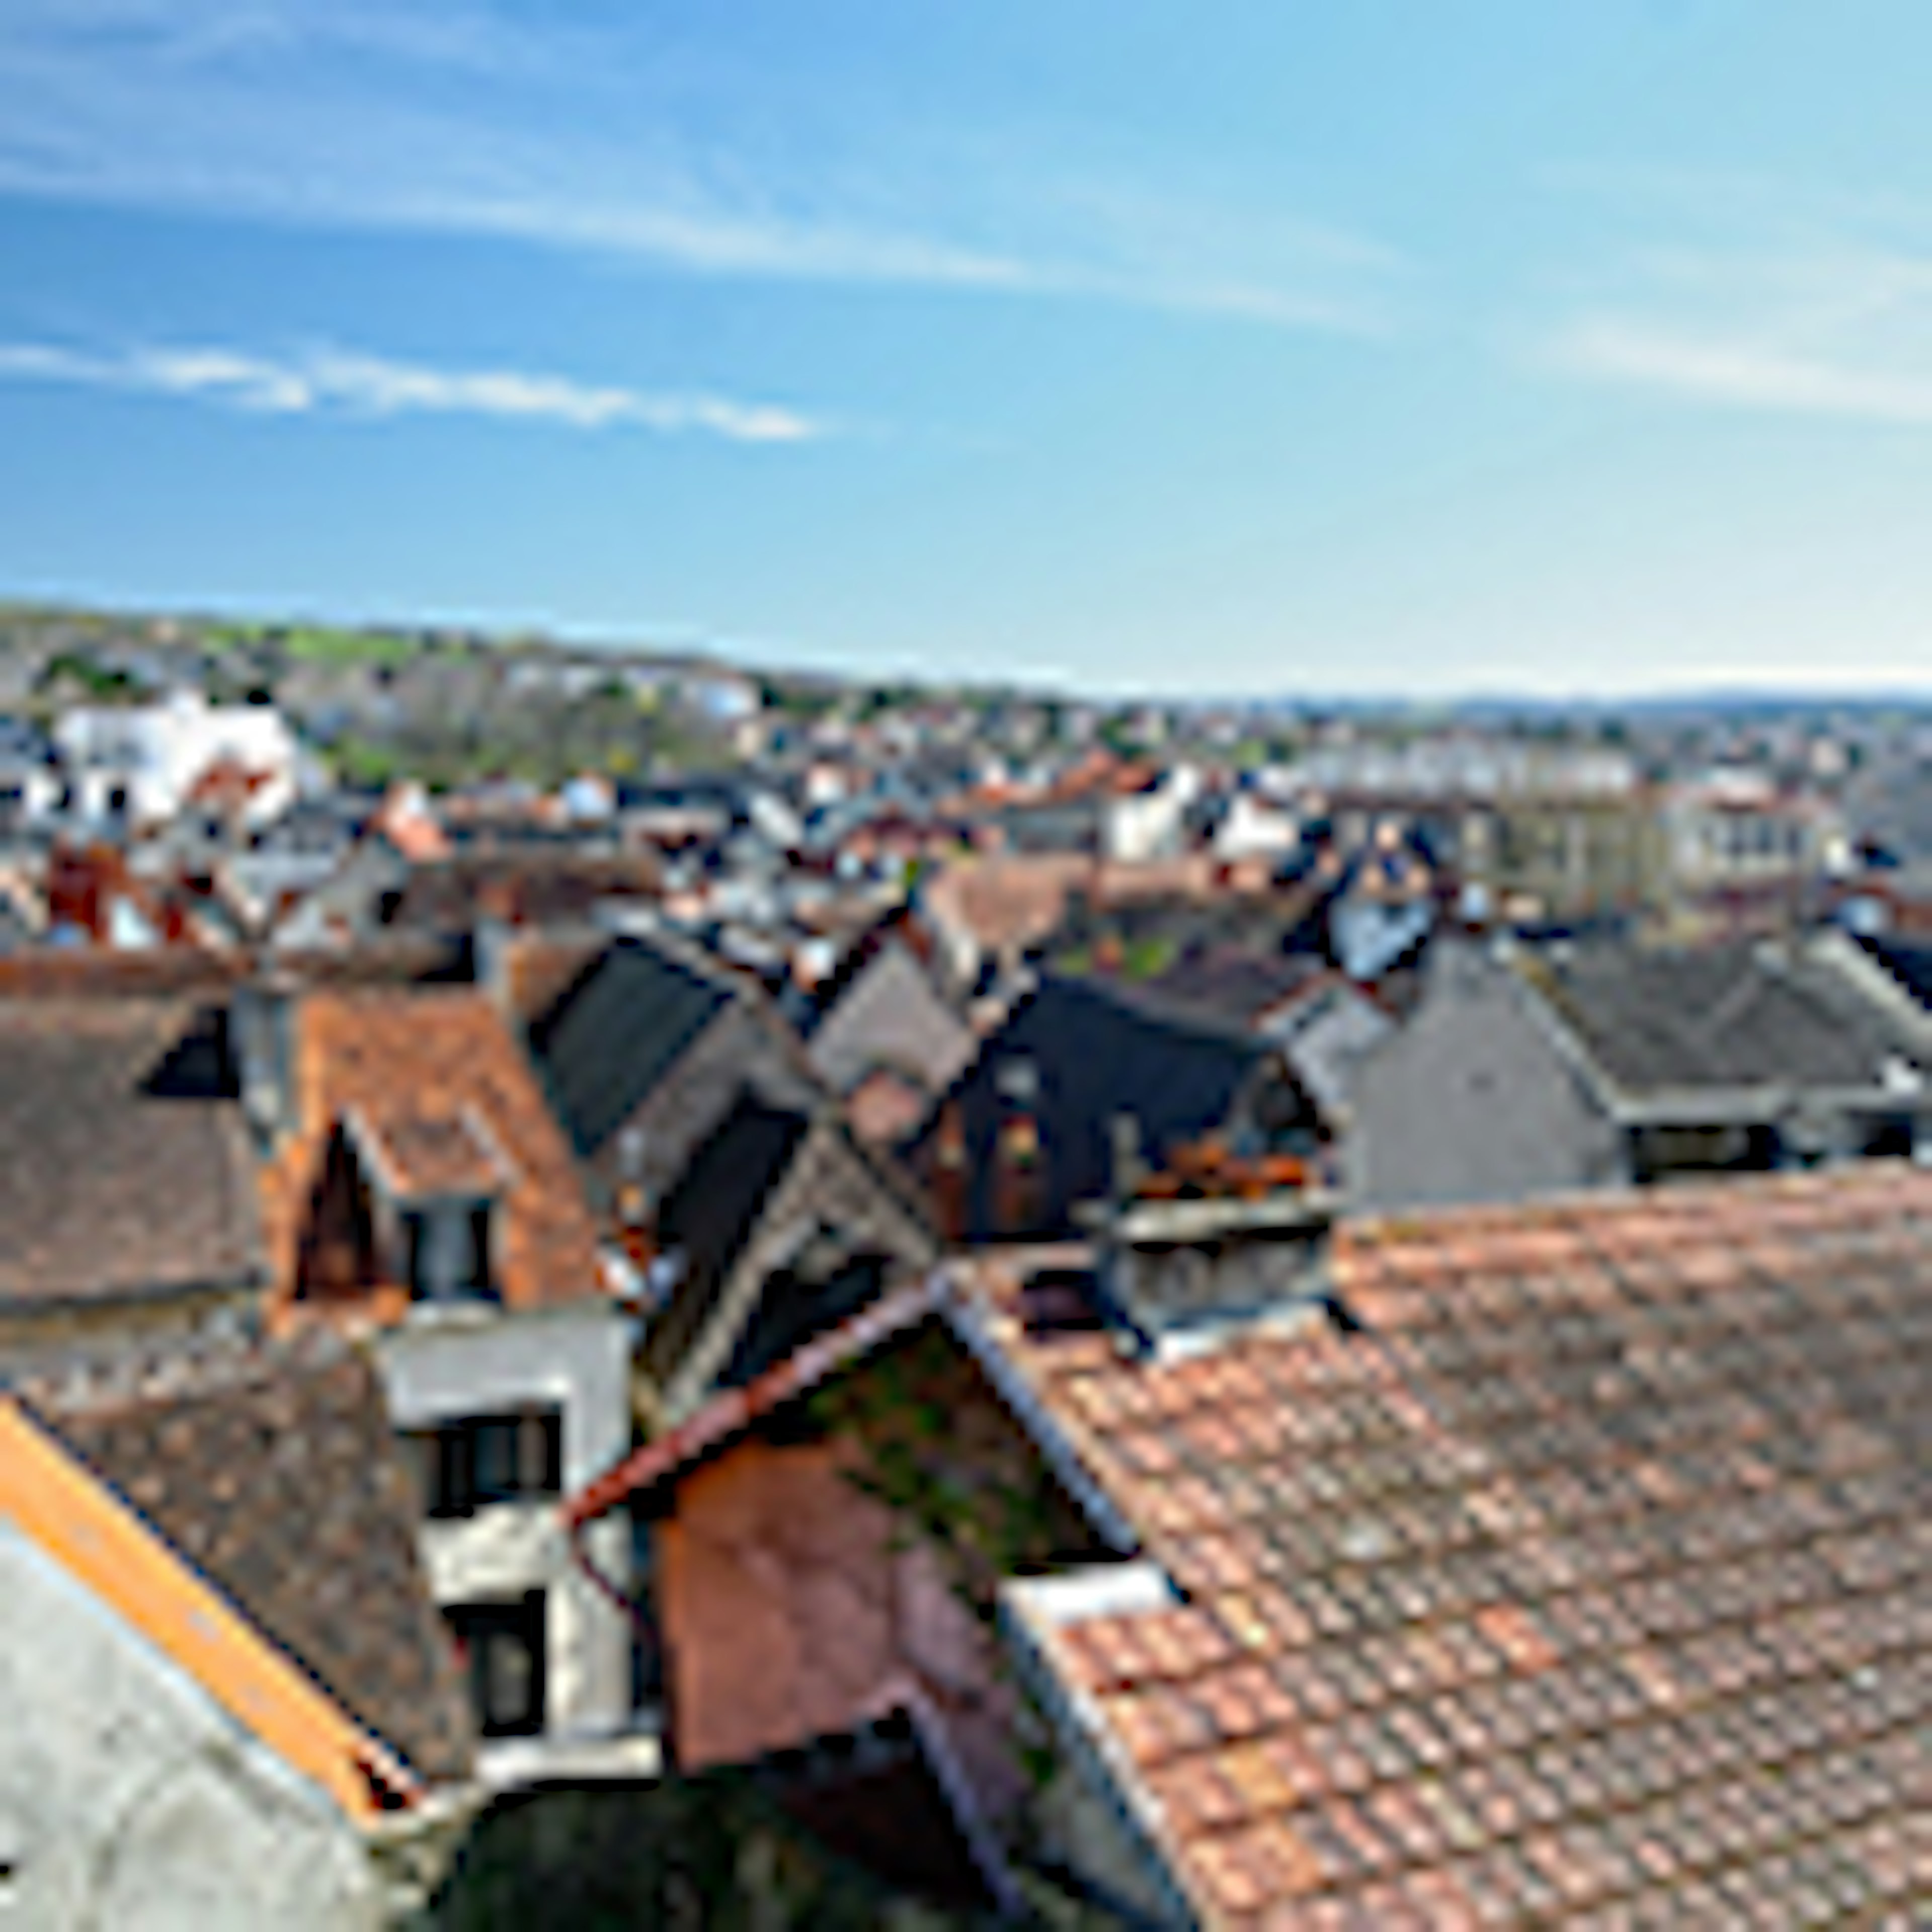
53;688;300;829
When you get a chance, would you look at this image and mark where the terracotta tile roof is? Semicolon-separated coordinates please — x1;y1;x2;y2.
979;1165;1932;1926
924;855;1230;961
262;987;603;1317
351;1106;507;1200
17;1328;475;1788
0;997;265;1308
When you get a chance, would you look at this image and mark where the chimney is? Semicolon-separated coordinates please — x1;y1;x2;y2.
1091;1158;1337;1354
232;969;300;1148
471;880;518;1011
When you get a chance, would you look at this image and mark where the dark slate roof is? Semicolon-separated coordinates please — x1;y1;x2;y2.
984;1164;1932;1925
646;1094;811;1377
1523;940;1928;1097
0;998;266;1308
1862;934;1932;1012
22;1329;475;1785
530;933;735;1159
917;975;1291;1240
1109;945;1327;1033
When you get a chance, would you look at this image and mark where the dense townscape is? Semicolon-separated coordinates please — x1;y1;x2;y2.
3;604;1931;1926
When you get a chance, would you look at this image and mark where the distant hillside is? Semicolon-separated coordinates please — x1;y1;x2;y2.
0;600;779;788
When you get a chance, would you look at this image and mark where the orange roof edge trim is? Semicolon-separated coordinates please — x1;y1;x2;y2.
0;1396;417;1822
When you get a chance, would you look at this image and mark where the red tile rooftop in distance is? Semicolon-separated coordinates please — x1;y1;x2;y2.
972;1164;1932;1927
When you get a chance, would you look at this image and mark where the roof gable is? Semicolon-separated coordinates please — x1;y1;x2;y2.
1864;934;1932;1013
531;933;735;1160
916;975;1291;1238
642;1092;937;1416
263;986;603;1314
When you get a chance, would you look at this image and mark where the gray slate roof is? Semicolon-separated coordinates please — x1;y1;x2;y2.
530;933;735;1159
1524;941;1929;1098
0;998;266;1307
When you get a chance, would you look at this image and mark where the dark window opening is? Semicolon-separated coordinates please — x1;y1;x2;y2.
1020;1265;1105;1337
405;1407;562;1519
404;1202;496;1302
447;1594;546;1738
1631;1122;1778;1184
1862;1116;1917;1159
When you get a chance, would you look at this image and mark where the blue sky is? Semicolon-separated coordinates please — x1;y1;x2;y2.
5;2;1932;696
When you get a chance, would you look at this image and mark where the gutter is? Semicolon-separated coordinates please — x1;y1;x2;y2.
0;1262;269;1329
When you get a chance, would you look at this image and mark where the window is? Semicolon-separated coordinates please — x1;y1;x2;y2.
1862;1116;1916;1160
405;1407;562;1518
405;1202;495;1302
446;1594;546;1738
1633;1122;1776;1182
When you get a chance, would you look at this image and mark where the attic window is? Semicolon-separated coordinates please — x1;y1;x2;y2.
405;1202;496;1303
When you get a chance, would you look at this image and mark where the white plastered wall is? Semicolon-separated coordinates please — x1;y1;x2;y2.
373;1302;635;1743
0;1521;381;1932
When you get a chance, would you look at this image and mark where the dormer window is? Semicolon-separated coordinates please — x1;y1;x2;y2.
405;1201;495;1303
342;1104;513;1306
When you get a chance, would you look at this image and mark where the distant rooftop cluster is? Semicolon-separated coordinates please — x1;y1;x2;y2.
2;602;1930;1924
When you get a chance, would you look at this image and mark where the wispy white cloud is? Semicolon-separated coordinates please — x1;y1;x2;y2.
0;339;827;442
1553;318;1932;426
1540;173;1932;428
0;0;1404;332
